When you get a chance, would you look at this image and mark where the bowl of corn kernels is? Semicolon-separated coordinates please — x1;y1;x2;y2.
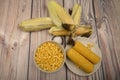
34;41;65;73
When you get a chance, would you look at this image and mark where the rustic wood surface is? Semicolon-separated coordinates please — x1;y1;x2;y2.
0;0;120;80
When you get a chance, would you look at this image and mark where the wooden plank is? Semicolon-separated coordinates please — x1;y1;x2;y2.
0;0;119;80
0;0;31;80
93;0;120;80
63;0;77;80
28;0;66;80
64;0;102;80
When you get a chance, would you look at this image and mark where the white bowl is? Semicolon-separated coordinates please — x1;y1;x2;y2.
65;37;102;76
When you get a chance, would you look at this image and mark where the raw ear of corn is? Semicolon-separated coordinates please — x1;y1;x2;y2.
72;4;82;25
71;4;79;17
73;41;100;64
47;1;62;26
67;48;94;73
74;25;92;36
49;25;92;36
49;26;70;36
19;17;54;31
49;1;74;25
49;26;64;32
50;30;70;36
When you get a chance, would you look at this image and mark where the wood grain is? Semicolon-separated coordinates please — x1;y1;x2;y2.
0;0;31;80
0;0;120;80
28;0;66;80
93;0;120;80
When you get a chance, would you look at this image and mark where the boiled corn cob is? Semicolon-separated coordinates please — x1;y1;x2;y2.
73;41;100;64
67;48;94;73
49;1;74;30
19;17;54;31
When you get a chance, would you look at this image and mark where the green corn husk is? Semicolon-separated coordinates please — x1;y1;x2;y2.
19;17;54;32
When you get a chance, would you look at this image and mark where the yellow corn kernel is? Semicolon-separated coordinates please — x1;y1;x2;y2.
87;43;94;49
73;41;100;64
34;41;64;72
67;48;94;73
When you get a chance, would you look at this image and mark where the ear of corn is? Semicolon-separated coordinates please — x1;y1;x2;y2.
49;26;70;36
20;25;52;32
71;4;79;17
71;4;82;25
73;41;100;64
74;25;92;36
50;30;70;36
67;48;94;73
47;1;62;26
72;5;82;25
19;17;54;31
49;1;74;25
18;0;93;37
49;26;64;32
49;25;92;36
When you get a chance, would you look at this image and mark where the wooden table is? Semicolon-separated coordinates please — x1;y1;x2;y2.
0;0;120;80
